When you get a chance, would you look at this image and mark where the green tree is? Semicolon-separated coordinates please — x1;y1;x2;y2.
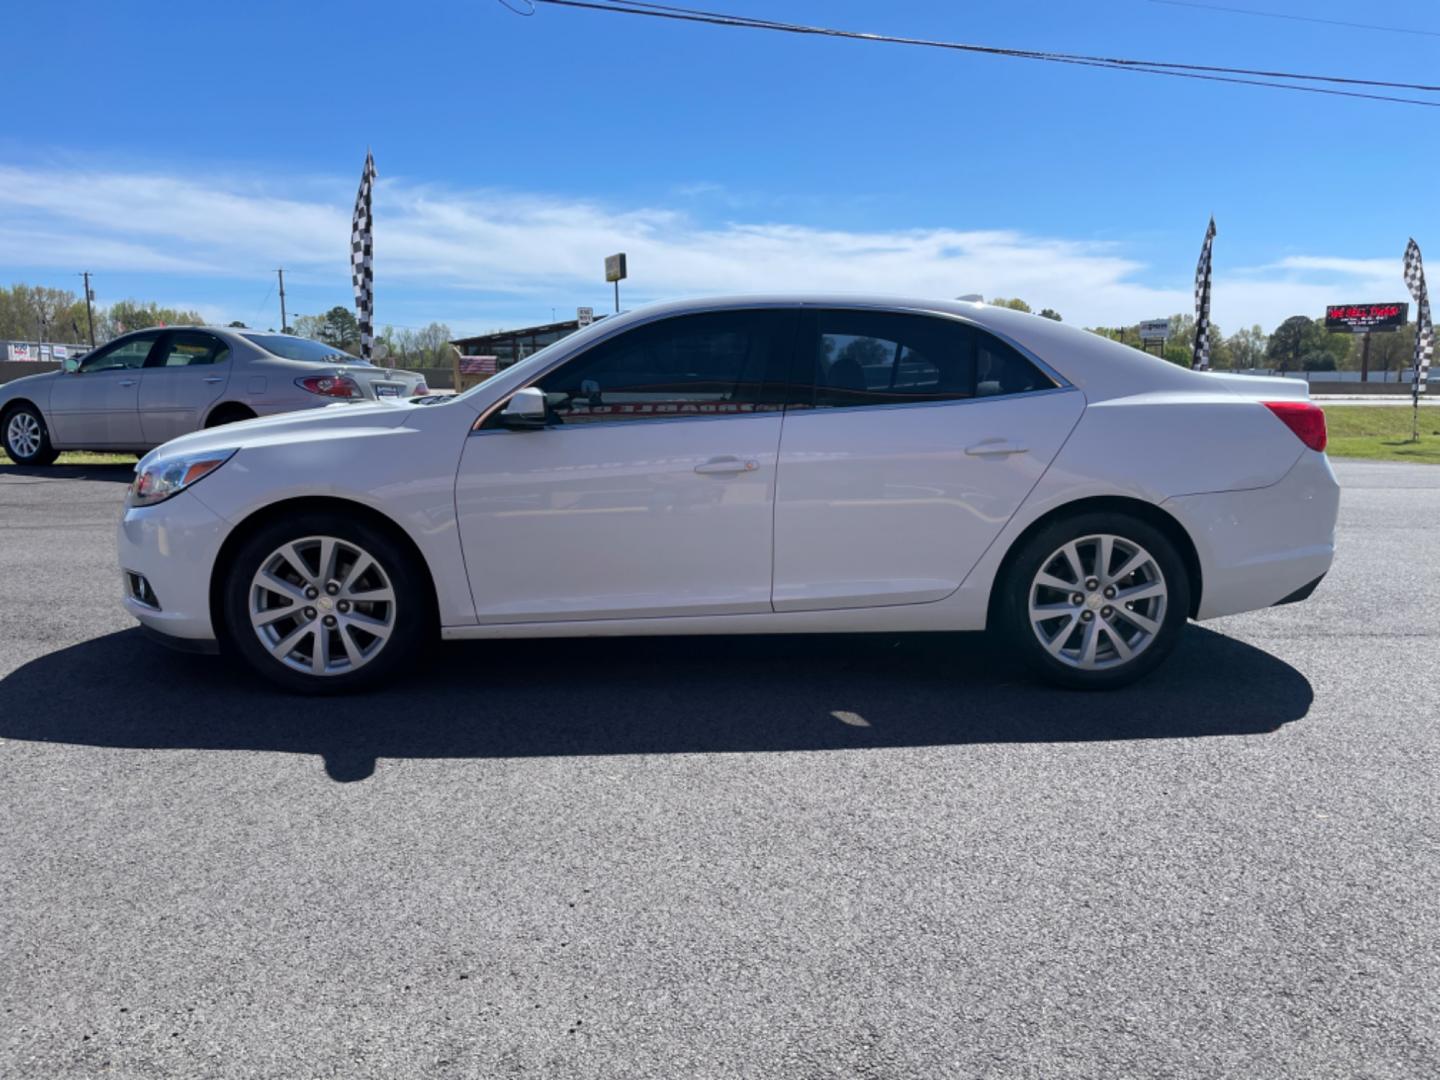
227;320;248;328
988;297;1032;313
104;300;205;337
1226;325;1267;370
316;306;360;353
1366;325;1417;382
1266;316;1327;373
1038;308;1062;321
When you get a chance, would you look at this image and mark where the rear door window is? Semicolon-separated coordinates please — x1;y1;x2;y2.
796;310;1053;408
148;331;231;367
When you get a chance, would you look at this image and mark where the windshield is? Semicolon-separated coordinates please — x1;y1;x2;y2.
242;333;369;365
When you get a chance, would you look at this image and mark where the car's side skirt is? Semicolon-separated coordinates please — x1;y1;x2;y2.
440;599;987;641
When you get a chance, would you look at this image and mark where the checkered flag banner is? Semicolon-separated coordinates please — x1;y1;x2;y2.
1404;238;1432;402
1192;216;1216;371
350;150;376;361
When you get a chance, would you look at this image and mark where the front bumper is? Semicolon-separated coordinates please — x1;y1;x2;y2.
117;488;229;644
1164;451;1340;620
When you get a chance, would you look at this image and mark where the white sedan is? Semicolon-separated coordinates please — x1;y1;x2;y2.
117;296;1339;692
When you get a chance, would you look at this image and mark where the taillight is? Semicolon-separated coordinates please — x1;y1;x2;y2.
411;383;429;397
295;374;362;399
1263;401;1327;452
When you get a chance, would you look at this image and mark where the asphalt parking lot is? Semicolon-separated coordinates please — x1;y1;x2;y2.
1;459;1436;1079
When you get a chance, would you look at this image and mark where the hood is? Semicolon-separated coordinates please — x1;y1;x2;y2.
140;398;414;465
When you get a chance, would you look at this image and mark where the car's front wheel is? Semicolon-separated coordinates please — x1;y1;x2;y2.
220;513;431;693
997;512;1190;690
3;403;59;466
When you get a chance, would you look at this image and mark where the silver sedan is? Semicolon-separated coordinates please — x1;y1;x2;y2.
1;327;429;465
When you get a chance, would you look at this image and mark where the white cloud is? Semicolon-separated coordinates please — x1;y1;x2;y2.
0;163;1413;333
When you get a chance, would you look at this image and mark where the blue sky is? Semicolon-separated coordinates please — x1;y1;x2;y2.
2;0;1437;337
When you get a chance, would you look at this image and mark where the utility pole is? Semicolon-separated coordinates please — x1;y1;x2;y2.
276;268;288;332
79;271;96;346
1359;331;1371;383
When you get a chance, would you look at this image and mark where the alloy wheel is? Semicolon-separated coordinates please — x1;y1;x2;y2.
6;412;42;459
1027;533;1168;671
248;535;398;676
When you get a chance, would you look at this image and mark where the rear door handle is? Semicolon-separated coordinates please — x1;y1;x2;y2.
118;379;138;387
694;455;760;475
203;376;224;384
965;439;1028;457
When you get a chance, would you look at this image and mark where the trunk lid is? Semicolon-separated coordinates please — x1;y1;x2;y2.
1203;372;1312;402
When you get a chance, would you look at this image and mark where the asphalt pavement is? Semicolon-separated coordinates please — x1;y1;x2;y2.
0;459;1436;1078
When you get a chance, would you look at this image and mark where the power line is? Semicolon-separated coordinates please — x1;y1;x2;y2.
517;0;1440;106
1150;0;1440;40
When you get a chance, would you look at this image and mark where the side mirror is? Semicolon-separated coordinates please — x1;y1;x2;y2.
63;356;81;373
498;387;548;430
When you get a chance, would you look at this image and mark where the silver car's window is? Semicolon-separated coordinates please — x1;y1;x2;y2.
241;333;359;365
530;310;791;425
79;332;160;373
149;331;230;368
799;311;1053;409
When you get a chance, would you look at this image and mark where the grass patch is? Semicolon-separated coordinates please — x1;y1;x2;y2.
0;450;135;467
1323;405;1440;464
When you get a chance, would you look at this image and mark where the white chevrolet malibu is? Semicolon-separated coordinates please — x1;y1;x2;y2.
117;296;1339;692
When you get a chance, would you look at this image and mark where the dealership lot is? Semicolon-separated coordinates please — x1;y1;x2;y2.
1;461;1436;1078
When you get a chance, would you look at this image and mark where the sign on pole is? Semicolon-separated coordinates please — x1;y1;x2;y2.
1138;319;1170;342
1325;303;1408;334
605;252;628;313
577;306;594;328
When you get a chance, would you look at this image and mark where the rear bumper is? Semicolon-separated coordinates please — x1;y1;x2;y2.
117;488;228;643
1164;451;1340;620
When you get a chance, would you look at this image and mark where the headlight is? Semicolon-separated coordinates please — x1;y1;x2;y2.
128;448;238;508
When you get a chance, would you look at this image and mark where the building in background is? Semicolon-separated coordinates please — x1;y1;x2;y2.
450;316;605;370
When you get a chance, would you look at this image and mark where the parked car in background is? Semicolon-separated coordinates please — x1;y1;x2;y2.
1;327;428;464
115;295;1339;693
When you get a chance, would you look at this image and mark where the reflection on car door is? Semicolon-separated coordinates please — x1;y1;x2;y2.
138;331;233;445
47;332;160;447
772;309;1085;611
454;309;796;622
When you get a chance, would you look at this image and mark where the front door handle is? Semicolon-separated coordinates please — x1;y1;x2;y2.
202;376;224;384
118;379;138;387
965;439;1028;457
694;455;760;475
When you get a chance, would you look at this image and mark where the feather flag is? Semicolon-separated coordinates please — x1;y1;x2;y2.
1403;238;1432;404
1192;216;1216;371
350;151;376;361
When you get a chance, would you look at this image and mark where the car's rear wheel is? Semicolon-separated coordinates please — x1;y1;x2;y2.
220;513;430;693
205;403;256;428
3;403;60;466
997;512;1190;690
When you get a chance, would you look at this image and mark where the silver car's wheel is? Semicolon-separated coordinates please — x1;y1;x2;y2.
1027;533;1168;672
248;535;398;677
7;411;42;458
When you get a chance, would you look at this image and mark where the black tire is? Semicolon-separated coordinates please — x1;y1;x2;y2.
996;511;1191;690
219;512;433;694
205;404;256;429
2;403;60;466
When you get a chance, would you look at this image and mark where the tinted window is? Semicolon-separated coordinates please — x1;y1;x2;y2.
150;331;230;367
79;332;160;373
800;310;1052;408
531;310;792;425
241;334;363;365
